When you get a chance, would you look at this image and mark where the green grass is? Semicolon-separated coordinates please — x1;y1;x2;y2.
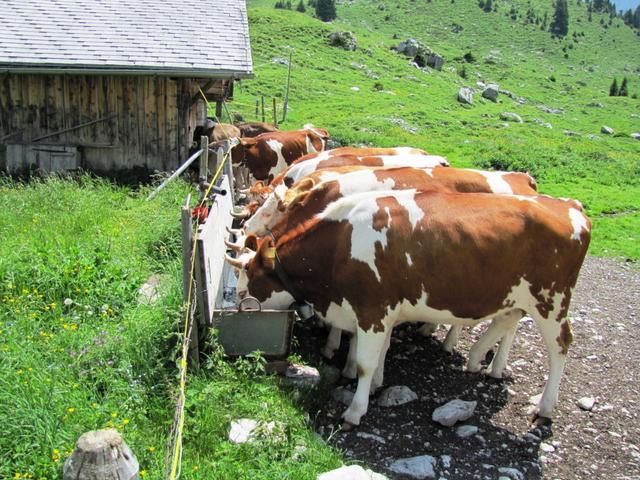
0;176;342;479
229;0;640;260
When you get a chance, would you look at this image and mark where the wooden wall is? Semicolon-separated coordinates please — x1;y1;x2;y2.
0;74;204;173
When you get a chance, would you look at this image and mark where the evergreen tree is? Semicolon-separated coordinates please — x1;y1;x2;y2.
296;0;306;12
634;5;640;28
315;0;337;21
609;78;619;96
619;77;629;96
623;9;633;26
550;0;569;36
593;0;604;11
483;0;493;13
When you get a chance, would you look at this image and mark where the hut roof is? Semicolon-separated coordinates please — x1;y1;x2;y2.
0;0;253;78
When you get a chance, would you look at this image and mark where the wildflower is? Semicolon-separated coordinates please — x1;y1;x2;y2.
111;412;118;418
122;418;130;426
70;324;78;331
148;446;156;453
27;367;33;372
63;324;68;330
50;302;56;309
64;298;73;306
52;448;60;463
139;471;147;478
16;370;23;375
67;407;75;414
91;403;98;408
193;466;200;472
13;473;21;479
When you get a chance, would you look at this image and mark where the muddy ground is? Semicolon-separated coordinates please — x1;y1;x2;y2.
293;256;640;479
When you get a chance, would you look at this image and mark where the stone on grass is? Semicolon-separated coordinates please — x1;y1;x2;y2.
317;465;388;480
228;419;281;444
456;424;479;438
285;364;320;388
396;39;422;57
577;396;596;411
427;53;444;71
630;132;640;140
601;125;614;135
432;399;477;427
389;455;436;479
458;87;474;105
499;112;523;123
378;386;418;407
333;386;355;406
482;84;499;102
138;274;164;304
564;130;580;137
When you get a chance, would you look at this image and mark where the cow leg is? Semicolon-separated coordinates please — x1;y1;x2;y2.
442;325;462;353
322;326;342;360
342;328;388;426
371;328;392;393
530;314;572;419
417;323;437;337
467;313;518;373
342;333;358;379
485;311;524;378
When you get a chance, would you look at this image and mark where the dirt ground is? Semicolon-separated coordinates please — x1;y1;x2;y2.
295;256;640;479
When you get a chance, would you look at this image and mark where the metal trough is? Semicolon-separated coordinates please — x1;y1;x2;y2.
193;174;297;359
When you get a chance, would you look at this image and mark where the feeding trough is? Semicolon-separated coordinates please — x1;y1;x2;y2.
187;173;298;359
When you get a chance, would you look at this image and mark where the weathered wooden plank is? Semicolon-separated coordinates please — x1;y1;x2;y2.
166;78;179;167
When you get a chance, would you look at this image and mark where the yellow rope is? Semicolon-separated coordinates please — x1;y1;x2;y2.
167;90;235;480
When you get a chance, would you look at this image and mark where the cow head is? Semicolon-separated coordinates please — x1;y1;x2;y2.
225;235;294;309
242;184;289;236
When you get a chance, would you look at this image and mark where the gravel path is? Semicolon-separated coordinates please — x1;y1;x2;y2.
300;256;640;479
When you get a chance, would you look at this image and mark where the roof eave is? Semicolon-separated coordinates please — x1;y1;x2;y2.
0;64;254;79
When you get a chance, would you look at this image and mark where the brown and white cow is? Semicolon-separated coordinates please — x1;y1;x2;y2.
231;127;330;183
226;189;591;426
237;122;279;138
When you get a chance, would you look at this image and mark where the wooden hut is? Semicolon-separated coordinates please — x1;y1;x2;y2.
0;0;253;175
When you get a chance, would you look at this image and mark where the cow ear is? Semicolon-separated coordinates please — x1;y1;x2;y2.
244;234;259;252
260;237;276;270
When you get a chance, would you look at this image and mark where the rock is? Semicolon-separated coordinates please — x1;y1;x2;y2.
427;53;444;71
498;467;524;480
329;31;357;51
476;81;486;88
228;419;281;444
357;431;387;444
601;126;614;135
271;57;290;66
538;105;564;115
350;86;360;91
531;118;552;129
432;399;477;426
332;386;355;406
378;386;418;407
540;442;555;453
482;84;499;102
440;455;452;468
564;130;580;137
630;132;640;140
138;274;164;304
389;455;436;479
285;364;320;388
500;112;523;123
578;396;596;411
456;425;479;438
458;87;474;105
322;365;342;385
587;134;601;140
396;38;422;57
499;89;517;99
587;102;604;108
318;465;389;480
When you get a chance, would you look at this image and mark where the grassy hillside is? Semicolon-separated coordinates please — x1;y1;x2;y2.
231;0;640;260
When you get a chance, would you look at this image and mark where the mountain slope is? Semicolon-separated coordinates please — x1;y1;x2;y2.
231;0;640;259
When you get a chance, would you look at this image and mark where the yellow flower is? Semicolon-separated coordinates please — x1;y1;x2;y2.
111;412;118;418
139;471;147;478
13;473;21;479
62;324;68;330
67;407;75;414
70;324;78;331
105;421;114;428
16;370;23;375
91;403;98;408
148;446;156;453
192;466;200;472
28;367;33;372
122;418;130;426
50;302;56;309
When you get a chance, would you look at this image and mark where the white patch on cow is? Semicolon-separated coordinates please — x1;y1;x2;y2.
336;169;396;196
324;300;359;333
319;190;424;281
392;147;419;155
405;253;413;266
376;154;449;168
569;207;589;241
317;170;343;182
260;289;296;310
266;139;288;177
511;194;538;203
469;169;514;194
243;183;289;235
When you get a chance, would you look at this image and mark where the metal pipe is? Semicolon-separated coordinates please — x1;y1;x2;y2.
146;149;203;201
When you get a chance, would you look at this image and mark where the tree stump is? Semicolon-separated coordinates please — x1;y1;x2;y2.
63;429;139;480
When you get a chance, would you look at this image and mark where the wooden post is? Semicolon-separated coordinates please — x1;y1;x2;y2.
255;99;259;117
63;429;138;480
273;98;278;129
199;135;208;180
182;200;200;368
215;100;223;121
261;96;265;123
282;51;292;123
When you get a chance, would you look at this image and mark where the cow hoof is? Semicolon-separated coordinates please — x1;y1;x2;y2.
341;421;355;432
485;367;504;379
529;413;552;427
465;362;482;374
